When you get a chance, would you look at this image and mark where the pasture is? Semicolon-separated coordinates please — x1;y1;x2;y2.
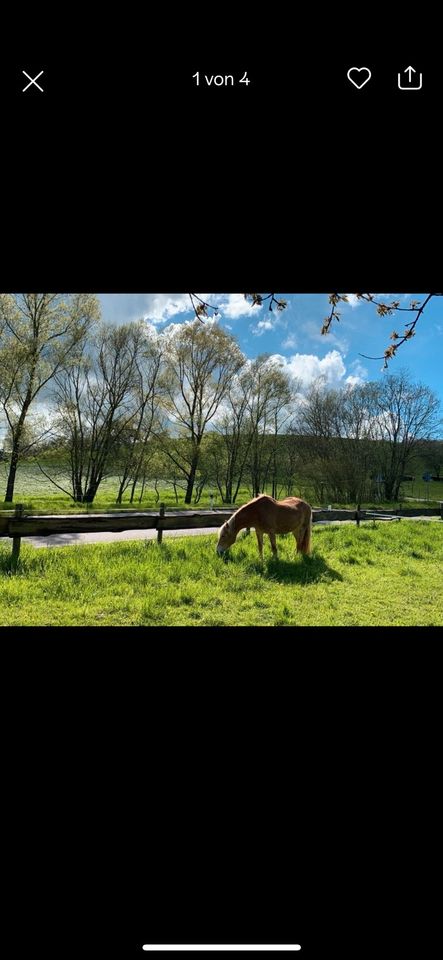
1;460;442;516
1;521;441;626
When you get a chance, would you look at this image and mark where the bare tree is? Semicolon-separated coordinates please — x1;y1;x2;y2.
46;323;146;503
299;381;378;503
417;439;443;480
210;368;255;503
160;320;245;503
365;371;441;501
0;293;100;502
114;329;166;504
297;374;441;504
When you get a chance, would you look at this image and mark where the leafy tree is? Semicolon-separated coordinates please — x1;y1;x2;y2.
0;293;100;501
160;320;245;503
243;355;294;498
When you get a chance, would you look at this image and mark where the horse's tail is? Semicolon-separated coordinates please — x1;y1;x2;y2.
299;507;312;555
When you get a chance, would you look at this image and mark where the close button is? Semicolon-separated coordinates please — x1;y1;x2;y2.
22;70;44;93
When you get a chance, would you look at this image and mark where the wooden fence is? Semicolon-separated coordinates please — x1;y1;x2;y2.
0;501;442;570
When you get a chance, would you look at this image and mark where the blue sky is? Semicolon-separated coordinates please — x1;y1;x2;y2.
99;293;443;405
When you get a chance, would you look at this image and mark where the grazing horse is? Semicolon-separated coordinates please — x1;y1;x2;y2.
216;494;312;560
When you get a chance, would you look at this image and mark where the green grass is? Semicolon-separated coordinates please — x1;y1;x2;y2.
2;462;442;515
0;521;441;626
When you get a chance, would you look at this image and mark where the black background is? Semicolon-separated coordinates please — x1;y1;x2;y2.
5;632;441;959
1;11;442;959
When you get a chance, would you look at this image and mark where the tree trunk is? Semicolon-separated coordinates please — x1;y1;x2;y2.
129;477;137;503
3;371;36;502
73;480;84;503
184;452;199;504
384;478;396;501
117;473;130;504
83;480;101;503
4;416;28;502
4;447;19;503
138;472;147;503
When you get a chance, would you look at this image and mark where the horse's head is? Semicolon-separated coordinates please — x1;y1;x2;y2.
217;518;237;556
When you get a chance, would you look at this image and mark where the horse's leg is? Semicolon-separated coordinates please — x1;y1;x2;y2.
255;529;264;562
269;531;278;557
293;531;300;554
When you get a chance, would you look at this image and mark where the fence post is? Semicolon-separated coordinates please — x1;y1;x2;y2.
355;503;361;527
11;503;24;571
157;502;165;544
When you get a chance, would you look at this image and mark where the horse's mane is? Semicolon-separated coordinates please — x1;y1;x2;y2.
230;495;269;528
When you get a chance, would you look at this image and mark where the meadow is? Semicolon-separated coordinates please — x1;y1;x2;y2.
1;461;442;515
1;520;441;626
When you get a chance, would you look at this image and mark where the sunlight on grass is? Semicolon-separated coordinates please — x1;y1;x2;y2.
0;521;442;627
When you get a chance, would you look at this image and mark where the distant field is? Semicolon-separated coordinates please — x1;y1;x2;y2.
0;463;442;515
1;521;441;626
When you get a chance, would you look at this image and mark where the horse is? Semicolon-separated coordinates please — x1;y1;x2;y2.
216;494;312;561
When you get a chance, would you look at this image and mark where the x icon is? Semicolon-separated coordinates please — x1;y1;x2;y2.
22;70;44;93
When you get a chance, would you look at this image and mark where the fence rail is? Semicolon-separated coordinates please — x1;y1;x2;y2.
1;501;442;570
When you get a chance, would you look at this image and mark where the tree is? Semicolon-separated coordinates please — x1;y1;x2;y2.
243;355;294;498
277;425;306;498
210;368;254;503
418;439;443;480
365;371;441;501
46;323;146;503
296;380;376;503
114;330;165;504
294;380;341;503
0;293;100;502
321;293;439;368
190;292;442;367
160;320;245;503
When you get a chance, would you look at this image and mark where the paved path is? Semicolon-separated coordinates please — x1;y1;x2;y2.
1;526;221;549
0;516;440;550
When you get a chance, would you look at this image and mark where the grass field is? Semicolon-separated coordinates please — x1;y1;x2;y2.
1;521;441;626
0;463;442;516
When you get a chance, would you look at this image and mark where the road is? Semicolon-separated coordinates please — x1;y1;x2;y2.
1;526;221;549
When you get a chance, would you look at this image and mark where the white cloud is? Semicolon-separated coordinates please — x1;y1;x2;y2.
99;293;192;326
143;294;192;324
302;318;349;354
347;359;368;382
267;350;350;390
218;294;264;319
282;334;297;349
345;375;362;387
252;319;274;336
99;293;268;328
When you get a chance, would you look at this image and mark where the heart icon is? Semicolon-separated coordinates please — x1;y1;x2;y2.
347;67;372;89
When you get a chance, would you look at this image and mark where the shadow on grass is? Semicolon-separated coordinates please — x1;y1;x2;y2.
262;552;343;585
218;547;342;585
0;548;17;575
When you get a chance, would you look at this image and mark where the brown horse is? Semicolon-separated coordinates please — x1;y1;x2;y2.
216;494;312;560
